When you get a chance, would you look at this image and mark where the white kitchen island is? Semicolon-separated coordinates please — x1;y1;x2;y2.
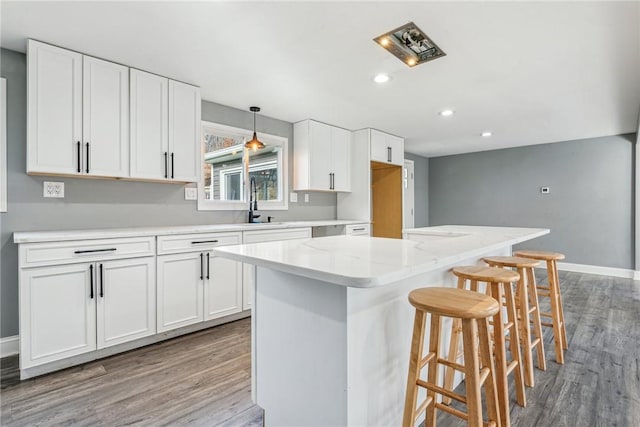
213;225;549;427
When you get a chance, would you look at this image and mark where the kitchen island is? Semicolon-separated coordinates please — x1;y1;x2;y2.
213;225;549;426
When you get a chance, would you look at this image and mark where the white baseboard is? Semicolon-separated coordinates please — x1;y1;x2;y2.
0;335;19;357
542;262;639;280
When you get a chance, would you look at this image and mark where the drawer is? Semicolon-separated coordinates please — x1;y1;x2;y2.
243;228;312;243
346;224;370;236
19;237;155;268
157;232;242;255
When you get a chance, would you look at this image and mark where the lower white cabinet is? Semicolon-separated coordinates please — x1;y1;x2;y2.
205;255;242;320
19;255;155;369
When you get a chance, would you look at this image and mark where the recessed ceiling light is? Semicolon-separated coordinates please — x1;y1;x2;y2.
373;22;446;68
481;131;492;137
380;37;390;47
407;58;417;66
373;74;390;83
439;109;454;116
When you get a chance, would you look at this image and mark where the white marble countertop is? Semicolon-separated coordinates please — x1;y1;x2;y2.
13;220;368;244
213;225;549;288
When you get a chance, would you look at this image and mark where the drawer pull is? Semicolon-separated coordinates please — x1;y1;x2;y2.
200;253;204;280
89;264;94;299
206;253;210;280
99;263;104;298
74;248;117;254
191;240;219;245
352;228;366;232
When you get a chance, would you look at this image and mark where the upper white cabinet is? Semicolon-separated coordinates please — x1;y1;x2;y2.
370;129;404;166
293;119;351;192
27;40;83;175
82;56;129;177
27;40;200;182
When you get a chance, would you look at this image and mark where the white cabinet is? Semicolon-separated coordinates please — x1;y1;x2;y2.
27;40;130;177
82;56;129;177
242;227;312;310
156;232;243;331
97;257;155;349
370;129;404;166
293;119;351;192
346;223;371;236
130;71;200;182
18;237;156;371
27;40;83;175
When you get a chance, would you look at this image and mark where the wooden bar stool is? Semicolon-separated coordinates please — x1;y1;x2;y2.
403;287;500;427
445;266;526;427
513;250;568;364
483;256;546;387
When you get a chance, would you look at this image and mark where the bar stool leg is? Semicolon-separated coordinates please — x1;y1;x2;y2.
425;314;442;427
503;280;526;407
526;268;546;372
477;317;500;427
517;266;534;387
488;282;511;427
403;310;427;427
461;318;482;427
443;276;466;405
546;260;565;364
552;260;568;350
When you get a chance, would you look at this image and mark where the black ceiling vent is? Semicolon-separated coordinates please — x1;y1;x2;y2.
374;22;446;68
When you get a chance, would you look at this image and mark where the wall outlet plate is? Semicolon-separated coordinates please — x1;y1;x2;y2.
185;187;197;200
43;181;64;198
290;192;298;203
304;194;310;203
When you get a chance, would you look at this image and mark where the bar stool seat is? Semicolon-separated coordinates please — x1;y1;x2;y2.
403;287;501;427
514;250;568;364
483;256;546;387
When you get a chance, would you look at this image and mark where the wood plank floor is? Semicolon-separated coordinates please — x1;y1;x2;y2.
0;271;638;426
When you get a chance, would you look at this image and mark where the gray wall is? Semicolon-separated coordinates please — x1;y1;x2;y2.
0;48;336;338
429;134;635;269
404;152;428;228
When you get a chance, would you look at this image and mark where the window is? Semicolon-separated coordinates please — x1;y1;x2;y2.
197;121;288;211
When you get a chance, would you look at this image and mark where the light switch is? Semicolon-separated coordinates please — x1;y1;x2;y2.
185;187;197;200
290;192;298;203
304;194;310;203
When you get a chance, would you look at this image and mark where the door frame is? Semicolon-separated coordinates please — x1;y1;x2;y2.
403;159;415;230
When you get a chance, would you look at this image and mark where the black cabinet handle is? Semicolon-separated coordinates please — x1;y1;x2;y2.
89;264;94;299
206;253;210;280
86;142;90;173
200;253;204;280
171;153;175;179
387;146;392;162
191;240;219;245
332;173;336;190
164;152;168;179
99;263;104;298
77;141;81;173
352;227;366;231
74;248;116;254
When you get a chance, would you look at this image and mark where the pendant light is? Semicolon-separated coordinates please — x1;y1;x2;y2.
245;106;265;151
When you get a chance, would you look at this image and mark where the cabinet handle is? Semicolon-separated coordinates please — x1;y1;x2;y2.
164;152;168;178
99;263;104;298
387;146;392;162
74;248;117;254
206;253;210;280
89;264;94;299
171;153;175;179
76;141;81;173
200;252;204;280
191;240;219;245
332;173;336;190
352;227;366;231
86;142;90;173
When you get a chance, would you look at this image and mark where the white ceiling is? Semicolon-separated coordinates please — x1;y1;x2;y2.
2;1;639;157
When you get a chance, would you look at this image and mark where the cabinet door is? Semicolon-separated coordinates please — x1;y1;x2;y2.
156;252;204;332
308;121;332;190
83;56;129;177
19;263;96;368
168;80;200;182
331;127;351;192
388;134;404;166
242;263;254;311
130;69;169;180
204;253;242;320
27;40;83;175
369;129;389;164
96;257;156;349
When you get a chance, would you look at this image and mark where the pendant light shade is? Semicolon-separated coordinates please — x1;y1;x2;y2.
246;106;265;151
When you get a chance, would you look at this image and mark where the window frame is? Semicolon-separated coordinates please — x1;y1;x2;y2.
197;121;289;211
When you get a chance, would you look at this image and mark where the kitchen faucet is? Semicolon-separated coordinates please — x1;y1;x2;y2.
248;176;260;223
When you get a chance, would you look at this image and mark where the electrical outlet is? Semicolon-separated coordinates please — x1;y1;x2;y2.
304;194;310;203
43;181;64;198
290;192;298;203
184;187;197;200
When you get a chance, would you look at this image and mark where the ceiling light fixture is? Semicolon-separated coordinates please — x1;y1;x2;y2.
481;131;492;137
245;106;265;151
439;109;454;116
374;74;390;83
374;22;446;68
